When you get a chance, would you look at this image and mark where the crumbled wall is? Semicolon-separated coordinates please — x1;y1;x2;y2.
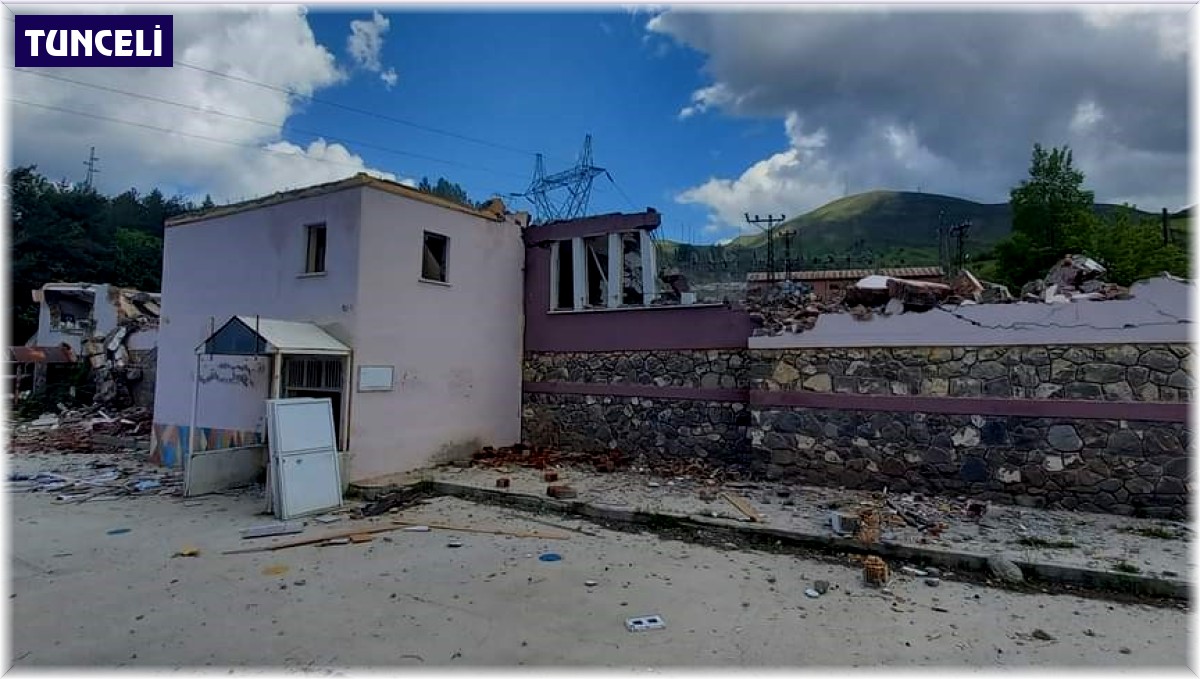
752;344;1193;402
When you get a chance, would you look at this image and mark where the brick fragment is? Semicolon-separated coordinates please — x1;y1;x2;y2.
547;485;578;499
495;478;511;488
543;472;559;482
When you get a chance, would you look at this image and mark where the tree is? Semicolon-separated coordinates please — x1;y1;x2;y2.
417;176;474;208
994;144;1097;289
1010;144;1095;251
1080;208;1189;286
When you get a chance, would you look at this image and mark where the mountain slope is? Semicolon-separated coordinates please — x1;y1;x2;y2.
729;190;1152;255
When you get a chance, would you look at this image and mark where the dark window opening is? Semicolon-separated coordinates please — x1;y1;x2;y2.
621;233;644;305
305;224;327;274
554;242;574;310
584;235;608;307
422;231;449;282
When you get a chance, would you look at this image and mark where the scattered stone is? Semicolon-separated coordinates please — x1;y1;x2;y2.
584;580;598;587
1031;629;1056;641
765;575;777;584
986;555;1024;583
447;542;463;548
901;566;928;577
925;567;942;578
1119;647;1131;655
814;580;830;594
804;588;821;599
925;578;941;587
293;579;306;587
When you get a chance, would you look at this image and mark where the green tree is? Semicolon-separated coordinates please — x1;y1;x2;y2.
417;176;474;208
111;228;164;292
1010;144;1095;252
994;144;1097;289
1080;208;1189;286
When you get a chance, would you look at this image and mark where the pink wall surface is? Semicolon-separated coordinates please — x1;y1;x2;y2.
153;189;363;441
348;190;525;481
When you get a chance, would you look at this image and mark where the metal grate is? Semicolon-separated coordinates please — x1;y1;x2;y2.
283;357;344;391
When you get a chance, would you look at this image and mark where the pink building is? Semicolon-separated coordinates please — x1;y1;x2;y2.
152;174;527;482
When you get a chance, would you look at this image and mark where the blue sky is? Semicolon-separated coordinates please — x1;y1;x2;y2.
10;7;1188;244
294;9;780;243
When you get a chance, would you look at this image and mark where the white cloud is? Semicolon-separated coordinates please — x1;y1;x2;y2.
8;5;405;203
347;10;398;88
651;8;1189;230
380;67;398;89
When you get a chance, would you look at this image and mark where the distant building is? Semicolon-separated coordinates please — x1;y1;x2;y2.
9;282;160;406
746;266;945;301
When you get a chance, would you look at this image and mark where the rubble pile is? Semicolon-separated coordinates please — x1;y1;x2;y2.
468;443;630;473
740;253;1140;337
8;458;181;502
11;405;153;454
745;281;837;337
1020;255;1130;303
83;288;160;410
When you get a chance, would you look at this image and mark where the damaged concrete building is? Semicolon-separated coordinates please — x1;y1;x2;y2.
150;174;527;481
12;283;160;407
151;175;1192;519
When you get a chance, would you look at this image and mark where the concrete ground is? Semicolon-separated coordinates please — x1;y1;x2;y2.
7;455;1192;669
394;465;1193;580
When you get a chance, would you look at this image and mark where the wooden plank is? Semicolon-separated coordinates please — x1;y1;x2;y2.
240;522;305;539
222;518;571;555
720;492;763;523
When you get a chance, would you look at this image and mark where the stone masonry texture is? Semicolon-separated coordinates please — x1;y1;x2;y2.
750;344;1193;402
521;392;756;474
522;344;1191;518
523;350;750;389
751;409;1189;519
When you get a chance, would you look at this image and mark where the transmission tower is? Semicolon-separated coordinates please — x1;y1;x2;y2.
513;135;607;223
83;146;100;189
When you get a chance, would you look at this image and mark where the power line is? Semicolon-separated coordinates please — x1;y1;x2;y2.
1;14;573;166
11;67;527;181
9;98;401;175
172;60;577;164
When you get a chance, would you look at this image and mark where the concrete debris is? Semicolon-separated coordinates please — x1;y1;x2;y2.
11;405;152;454
625;615;666;632
1020;255;1130;304
469;443;628;474
8;458;180;502
987;555;1025;584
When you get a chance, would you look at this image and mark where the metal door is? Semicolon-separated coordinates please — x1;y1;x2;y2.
266;397;343;519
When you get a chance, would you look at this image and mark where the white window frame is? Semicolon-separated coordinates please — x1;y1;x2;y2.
549;230;659;312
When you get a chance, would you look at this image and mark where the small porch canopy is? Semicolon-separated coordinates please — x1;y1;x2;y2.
185;316;352;463
197;315;351;357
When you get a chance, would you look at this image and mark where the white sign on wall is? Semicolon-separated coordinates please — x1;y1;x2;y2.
357;365;394;392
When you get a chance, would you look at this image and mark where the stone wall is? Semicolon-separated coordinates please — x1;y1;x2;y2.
753;344;1193;402
523;350;750;389
521;342;1191;518
521;392;754;471
753;409;1189;518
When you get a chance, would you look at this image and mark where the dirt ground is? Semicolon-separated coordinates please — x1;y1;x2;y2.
7;457;1192;669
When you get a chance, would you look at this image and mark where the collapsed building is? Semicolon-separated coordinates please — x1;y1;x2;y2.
11;283;160;409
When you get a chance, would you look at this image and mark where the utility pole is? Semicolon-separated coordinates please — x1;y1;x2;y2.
83;146;100;190
782;231;794;280
1162;207;1171;246
745;213;786;282
948;219;971;276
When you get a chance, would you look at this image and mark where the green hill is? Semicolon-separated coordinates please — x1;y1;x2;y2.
662;190;1162;275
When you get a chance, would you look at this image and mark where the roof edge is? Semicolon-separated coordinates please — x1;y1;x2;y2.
167;173;506;227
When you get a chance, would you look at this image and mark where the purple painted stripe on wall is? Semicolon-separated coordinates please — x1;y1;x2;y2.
522;380;1190;423
523;380;747;402
750;391;1190;423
